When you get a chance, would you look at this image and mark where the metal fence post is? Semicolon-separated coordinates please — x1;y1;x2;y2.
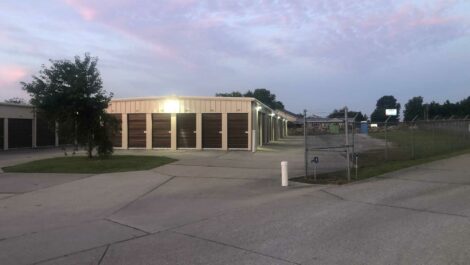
351;113;359;160
345;107;351;182
411;115;418;160
384;116;391;160
304;109;308;178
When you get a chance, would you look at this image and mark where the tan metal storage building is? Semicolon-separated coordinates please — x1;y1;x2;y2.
0;102;59;150
107;96;293;151
0;96;295;152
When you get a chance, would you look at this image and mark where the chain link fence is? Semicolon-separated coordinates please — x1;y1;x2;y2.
363;119;470;162
303;111;470;182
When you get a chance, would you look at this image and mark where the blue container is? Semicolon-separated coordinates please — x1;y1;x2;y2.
360;121;368;134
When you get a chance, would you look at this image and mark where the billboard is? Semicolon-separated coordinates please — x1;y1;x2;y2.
385;109;397;116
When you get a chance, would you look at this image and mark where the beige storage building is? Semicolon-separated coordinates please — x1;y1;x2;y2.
107;96;295;151
0;103;57;150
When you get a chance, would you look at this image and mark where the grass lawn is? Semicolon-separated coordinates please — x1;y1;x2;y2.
2;155;177;174
292;128;470;185
369;129;470;160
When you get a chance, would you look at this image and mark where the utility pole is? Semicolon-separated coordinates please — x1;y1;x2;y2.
384;116;392;160
304;109;308;178
345;107;351;182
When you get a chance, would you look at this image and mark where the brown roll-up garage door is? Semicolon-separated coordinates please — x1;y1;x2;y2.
152;113;171;148
128;114;146;148
228;113;248;149
36;114;55;147
177;113;196;148
0;119;3;149
202;113;222;148
109;114;122;147
8;119;32;148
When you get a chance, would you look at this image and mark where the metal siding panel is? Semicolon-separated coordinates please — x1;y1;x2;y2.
210;101;215;112
197;100;203;113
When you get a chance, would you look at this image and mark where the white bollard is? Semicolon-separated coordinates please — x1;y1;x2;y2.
281;161;288;187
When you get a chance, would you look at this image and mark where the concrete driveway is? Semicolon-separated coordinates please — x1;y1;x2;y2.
1;137;470;264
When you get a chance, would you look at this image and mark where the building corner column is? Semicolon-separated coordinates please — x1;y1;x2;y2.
122;114;128;149
222;113;228;150
146;113;152;149
196;113;202;150
171;113;177;150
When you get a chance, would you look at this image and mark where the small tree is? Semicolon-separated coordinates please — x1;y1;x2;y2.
22;53;115;158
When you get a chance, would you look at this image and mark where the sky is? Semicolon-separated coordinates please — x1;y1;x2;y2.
1;0;469;116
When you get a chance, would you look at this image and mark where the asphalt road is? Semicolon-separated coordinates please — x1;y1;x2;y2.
0;136;469;265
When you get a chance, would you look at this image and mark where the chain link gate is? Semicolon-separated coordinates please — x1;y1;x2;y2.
303;108;354;182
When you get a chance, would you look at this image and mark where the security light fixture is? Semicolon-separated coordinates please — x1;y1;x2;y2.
163;99;180;113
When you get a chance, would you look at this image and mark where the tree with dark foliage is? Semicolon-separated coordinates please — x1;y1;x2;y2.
403;96;424;121
216;88;284;110
4;97;27;104
328;108;367;121
21;54;115;158
371;95;401;122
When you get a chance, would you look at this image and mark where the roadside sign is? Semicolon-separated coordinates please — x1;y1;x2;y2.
385;109;397;116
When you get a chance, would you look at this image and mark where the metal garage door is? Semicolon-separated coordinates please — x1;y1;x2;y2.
36;114;55;146
152;113;171;148
228;113;248;149
128;114;146;148
266;116;271;143
8;119;32;148
177;113;196;148
264;114;269;144
109;114;122;147
202;113;222;148
0;118;3;149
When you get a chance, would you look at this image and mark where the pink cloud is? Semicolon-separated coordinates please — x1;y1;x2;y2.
55;0;470;70
64;0;97;21
0;66;27;87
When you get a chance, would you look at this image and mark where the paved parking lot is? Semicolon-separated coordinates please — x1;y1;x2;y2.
1;136;470;264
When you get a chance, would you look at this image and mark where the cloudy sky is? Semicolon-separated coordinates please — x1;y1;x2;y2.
1;0;469;115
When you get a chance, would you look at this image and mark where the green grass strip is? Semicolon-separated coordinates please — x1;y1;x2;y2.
3;155;177;174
